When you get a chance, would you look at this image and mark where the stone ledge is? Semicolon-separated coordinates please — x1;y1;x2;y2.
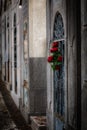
30;116;47;130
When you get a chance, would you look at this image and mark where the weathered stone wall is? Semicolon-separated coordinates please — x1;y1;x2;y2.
81;0;87;130
65;0;81;129
11;0;21;107
29;0;46;57
47;0;67;130
47;0;81;130
67;0;78;129
28;0;47;116
19;0;29;122
29;58;47;114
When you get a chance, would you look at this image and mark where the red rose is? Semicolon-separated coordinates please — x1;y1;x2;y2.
50;48;58;52
52;41;59;48
55;65;60;70
58;56;63;62
47;56;54;62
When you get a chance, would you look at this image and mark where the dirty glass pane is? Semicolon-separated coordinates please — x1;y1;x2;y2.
53;13;65;121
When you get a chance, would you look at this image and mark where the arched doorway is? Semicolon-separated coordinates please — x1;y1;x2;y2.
53;12;65;130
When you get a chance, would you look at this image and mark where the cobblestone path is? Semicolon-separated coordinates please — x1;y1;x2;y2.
0;80;32;130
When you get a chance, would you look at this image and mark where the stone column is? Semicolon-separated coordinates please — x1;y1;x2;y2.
81;0;87;130
67;0;81;130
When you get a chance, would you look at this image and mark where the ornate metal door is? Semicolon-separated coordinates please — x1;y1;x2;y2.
53;13;65;130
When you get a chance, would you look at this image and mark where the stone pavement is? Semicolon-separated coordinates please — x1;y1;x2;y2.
0;80;32;130
0;92;18;130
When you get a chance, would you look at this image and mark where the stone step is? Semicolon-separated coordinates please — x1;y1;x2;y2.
30;116;47;130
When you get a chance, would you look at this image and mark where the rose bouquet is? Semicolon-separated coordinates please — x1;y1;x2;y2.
47;41;63;70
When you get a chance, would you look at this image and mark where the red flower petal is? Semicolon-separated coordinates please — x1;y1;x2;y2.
50;48;58;52
52;41;59;48
58;56;63;62
47;56;54;62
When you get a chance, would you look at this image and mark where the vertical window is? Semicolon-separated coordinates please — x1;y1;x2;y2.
23;20;28;63
53;13;65;130
7;16;9;82
4;0;7;11
14;13;17;93
23;19;29;107
5;16;6;81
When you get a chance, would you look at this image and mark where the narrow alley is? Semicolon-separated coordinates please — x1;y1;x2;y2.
0;0;87;130
0;80;32;130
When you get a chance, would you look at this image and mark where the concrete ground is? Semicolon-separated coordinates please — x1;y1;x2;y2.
0;81;32;130
0;92;18;130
